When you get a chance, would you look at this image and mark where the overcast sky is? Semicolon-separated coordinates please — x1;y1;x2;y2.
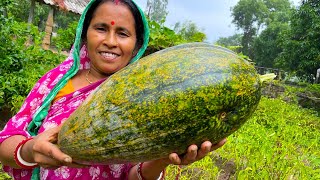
133;0;302;43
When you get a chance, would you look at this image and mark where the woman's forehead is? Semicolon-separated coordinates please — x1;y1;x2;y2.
92;1;135;24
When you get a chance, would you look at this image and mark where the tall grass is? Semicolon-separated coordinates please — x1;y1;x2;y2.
166;97;320;179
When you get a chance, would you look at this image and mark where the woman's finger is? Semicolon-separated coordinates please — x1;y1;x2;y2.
197;141;212;159
169;153;181;165
33;140;72;164
49;144;73;163
33;152;63;167
181;144;198;164
210;138;227;151
35;152;87;168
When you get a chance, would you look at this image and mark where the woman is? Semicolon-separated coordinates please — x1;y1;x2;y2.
0;0;226;179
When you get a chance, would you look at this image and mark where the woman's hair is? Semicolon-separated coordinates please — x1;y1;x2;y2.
81;0;145;51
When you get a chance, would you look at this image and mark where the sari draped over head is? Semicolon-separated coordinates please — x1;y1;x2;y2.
0;0;150;179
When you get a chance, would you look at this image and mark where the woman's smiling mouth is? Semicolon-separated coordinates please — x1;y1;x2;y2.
99;52;119;60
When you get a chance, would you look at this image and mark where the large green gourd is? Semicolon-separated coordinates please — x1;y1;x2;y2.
58;43;261;164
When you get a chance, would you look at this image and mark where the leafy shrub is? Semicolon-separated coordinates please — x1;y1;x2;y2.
0;17;65;113
52;20;78;51
5;47;65;112
148;20;185;50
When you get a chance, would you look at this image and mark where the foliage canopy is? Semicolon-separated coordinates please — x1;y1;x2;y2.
229;0;320;81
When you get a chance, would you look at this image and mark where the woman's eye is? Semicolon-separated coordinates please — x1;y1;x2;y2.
96;27;106;31
119;32;129;37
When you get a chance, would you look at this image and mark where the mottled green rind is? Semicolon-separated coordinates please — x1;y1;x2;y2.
58;43;261;164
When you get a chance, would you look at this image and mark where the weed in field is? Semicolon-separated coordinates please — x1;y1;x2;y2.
167;97;320;179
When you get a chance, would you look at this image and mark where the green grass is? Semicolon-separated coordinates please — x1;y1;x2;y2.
0;163;11;180
1;97;319;179
166;97;320;179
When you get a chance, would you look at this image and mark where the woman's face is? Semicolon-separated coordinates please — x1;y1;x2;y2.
86;1;137;76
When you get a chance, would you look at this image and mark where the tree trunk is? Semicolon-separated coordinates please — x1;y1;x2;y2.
42;7;55;50
26;0;36;46
28;0;36;26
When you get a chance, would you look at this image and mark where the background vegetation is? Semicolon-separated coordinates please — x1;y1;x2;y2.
224;0;320;82
0;0;319;179
166;94;320;179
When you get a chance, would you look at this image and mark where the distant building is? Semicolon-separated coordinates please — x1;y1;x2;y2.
37;0;90;14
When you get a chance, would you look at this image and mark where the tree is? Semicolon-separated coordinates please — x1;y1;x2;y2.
231;0;293;59
252;0;292;68
253;22;290;68
276;0;320;81
173;20;206;42
215;34;242;47
145;0;168;23
231;0;267;57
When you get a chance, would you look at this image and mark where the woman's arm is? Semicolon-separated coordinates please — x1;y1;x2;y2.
0;126;81;169
0;135;27;168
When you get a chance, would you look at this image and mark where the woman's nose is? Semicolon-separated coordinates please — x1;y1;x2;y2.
103;33;118;47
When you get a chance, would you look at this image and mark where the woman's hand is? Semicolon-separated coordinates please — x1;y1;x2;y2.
130;138;227;180
166;138;227;165
23;126;85;169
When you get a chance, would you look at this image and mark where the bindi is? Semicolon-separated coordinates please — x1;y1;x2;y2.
115;0;120;5
111;21;115;25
